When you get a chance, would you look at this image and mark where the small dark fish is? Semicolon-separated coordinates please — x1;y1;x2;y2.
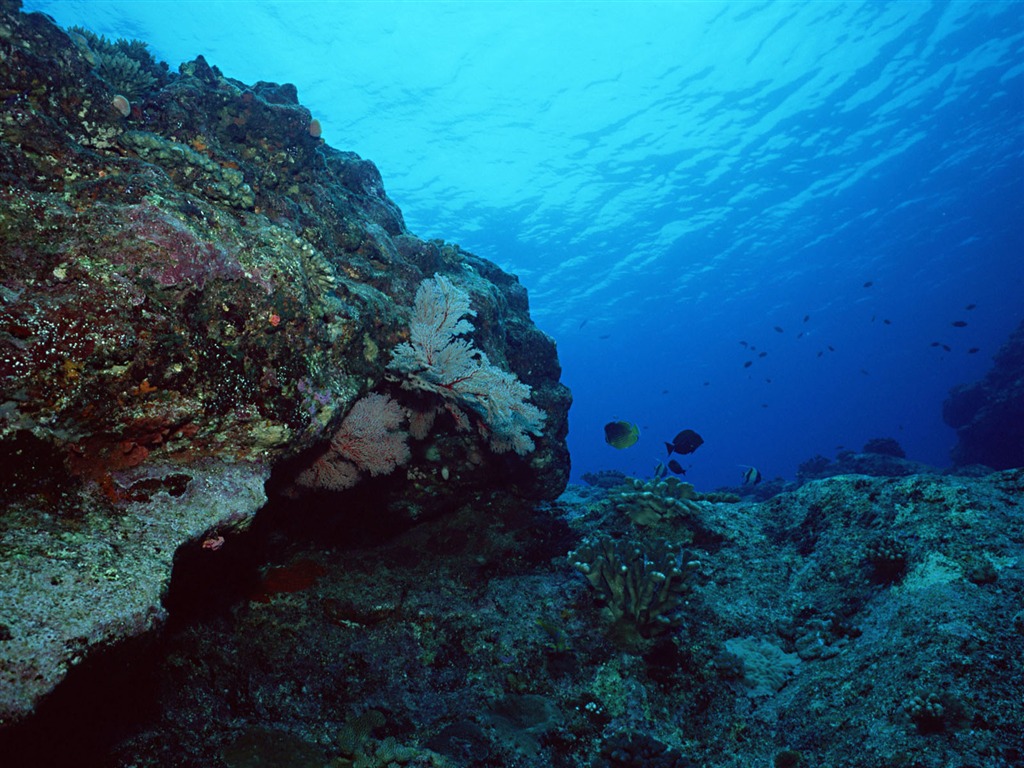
966;303;976;310
653;462;667;480
871;314;876;322
604;421;639;449
941;344;951;352
578;319;588;330
860;368;870;375
750;345;758;351
703;381;710;386
758;351;767;358
666;429;703;456
598;334;611;339
951;320;968;327
968;347;980;354
739;340;749;347
765;378;772;383
930;341;941;347
863;281;874;288
883;319;892;325
667;459;686;475
742;466;762;485
773;326;784;333
828;345;835;352
796;331;804;338
761;403;769;408
803;315;810;323
661;389;669;395
817;350;824;358
743;360;753;368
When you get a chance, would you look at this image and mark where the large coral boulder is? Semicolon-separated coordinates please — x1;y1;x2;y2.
0;3;569;724
943;319;1024;470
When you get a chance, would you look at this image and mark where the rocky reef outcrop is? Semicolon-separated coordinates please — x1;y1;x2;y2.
0;1;569;724
795;438;938;484
943;319;1024;471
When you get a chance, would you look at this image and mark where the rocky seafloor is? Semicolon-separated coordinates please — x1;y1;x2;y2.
2;467;1023;768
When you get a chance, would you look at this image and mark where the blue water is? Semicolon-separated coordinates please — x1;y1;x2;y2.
26;1;1024;489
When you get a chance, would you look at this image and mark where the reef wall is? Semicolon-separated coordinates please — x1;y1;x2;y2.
943;319;1024;471
0;1;569;724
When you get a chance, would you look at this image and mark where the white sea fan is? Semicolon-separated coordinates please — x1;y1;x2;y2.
388;274;545;455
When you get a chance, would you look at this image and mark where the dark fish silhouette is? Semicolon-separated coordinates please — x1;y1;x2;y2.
604;421;639;449
968;347;980;354
817;351;824;358
758;351;767;358
883;319;892;325
665;429;703;456
951;320;968;327
796;331;804;338
828;345;835;352
741;466;762;485
863;281;873;288
744;361;753;368
941;344;951;352
739;341;749;347
773;326;784;333
667;459;686;475
966;303;976;310
803;315;810;323
930;341;941;347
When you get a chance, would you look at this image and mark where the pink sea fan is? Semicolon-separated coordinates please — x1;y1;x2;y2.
296;454;360;491
297;393;411;491
329;392;410;476
407;406;439;441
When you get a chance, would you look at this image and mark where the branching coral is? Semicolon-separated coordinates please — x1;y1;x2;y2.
68;27;163;99
568;536;698;639
607;476;705;526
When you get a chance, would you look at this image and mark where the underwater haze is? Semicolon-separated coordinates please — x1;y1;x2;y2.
26;0;1024;490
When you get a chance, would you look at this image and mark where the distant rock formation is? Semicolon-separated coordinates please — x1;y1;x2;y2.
943;319;1024;470
795;441;936;484
0;3;569;724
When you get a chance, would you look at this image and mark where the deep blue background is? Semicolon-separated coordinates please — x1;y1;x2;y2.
27;1;1024;488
